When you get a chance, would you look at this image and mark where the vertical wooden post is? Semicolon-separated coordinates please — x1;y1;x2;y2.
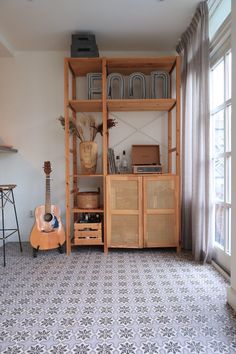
168;65;173;174
64;58;71;255
102;58;108;176
102;58;108;253
168;110;172;173
176;55;181;250
176;56;181;177
72;74;77;217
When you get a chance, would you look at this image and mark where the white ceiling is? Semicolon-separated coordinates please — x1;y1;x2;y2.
0;0;201;55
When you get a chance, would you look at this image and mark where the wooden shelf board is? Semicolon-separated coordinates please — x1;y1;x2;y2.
107;173;177;178
66;57;177;76
69;99;176;113
73;174;104;178
106;57;176;75
69;100;102;112
107;99;176;112
72;208;104;213
71;240;104;246
67;57;103;76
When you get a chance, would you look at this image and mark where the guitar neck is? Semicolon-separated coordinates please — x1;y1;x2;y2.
45;175;51;213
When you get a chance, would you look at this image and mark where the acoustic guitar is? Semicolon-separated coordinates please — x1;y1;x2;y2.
30;161;65;257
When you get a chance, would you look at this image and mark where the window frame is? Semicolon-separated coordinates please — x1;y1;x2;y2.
209;12;232;268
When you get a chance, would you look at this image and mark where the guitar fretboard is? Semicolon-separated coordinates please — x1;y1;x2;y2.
45;176;51;214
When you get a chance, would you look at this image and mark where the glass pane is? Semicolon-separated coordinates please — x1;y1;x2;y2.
214;158;224;201
213;110;224;155
215;204;224;247
226;52;232;100
226;105;231;152
209;0;231;39
211;60;224;110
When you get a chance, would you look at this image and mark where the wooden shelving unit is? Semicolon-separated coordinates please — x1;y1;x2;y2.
64;56;181;254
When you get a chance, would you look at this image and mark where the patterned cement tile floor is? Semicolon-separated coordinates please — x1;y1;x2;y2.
0;242;236;354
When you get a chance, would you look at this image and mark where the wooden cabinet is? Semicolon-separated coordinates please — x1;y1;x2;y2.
64;56;181;254
106;175;179;250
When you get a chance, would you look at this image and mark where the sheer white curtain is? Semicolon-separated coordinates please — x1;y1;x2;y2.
176;1;213;262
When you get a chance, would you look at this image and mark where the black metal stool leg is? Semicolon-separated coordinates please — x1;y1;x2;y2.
1;190;6;267
11;189;23;253
0;185;22;266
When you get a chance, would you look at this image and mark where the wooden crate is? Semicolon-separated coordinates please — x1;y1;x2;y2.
74;222;102;245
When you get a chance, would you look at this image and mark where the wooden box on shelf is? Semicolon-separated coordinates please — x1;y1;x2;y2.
74;222;102;245
131;144;160;165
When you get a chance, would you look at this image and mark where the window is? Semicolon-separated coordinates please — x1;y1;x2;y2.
210;51;231;254
209;0;231;271
208;0;231;39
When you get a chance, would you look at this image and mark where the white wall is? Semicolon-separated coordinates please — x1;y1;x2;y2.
227;1;236;310
0;51;67;241
0;50;174;242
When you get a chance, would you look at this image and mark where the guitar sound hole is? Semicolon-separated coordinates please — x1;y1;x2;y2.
44;213;53;222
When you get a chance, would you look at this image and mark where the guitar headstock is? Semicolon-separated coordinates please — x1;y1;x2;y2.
43;161;52;175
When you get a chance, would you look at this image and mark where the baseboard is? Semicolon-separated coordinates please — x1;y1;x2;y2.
227;287;236;312
211;260;230;282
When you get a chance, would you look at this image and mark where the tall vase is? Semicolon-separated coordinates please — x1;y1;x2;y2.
79;141;98;174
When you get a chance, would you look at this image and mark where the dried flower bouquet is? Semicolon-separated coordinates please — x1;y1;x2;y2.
58;114;117;142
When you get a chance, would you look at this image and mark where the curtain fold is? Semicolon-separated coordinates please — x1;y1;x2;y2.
176;1;213;262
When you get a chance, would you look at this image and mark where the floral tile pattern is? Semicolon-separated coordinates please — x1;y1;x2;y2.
0;243;236;353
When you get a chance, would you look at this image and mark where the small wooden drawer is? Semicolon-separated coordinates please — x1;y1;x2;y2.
74;222;102;245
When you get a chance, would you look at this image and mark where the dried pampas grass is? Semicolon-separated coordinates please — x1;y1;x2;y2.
58;114;117;142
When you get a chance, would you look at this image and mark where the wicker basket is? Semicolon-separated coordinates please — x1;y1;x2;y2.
77;191;100;209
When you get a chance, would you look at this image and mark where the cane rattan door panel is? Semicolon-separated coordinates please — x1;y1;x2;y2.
106;176;143;248
143;176;179;248
110;214;140;247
